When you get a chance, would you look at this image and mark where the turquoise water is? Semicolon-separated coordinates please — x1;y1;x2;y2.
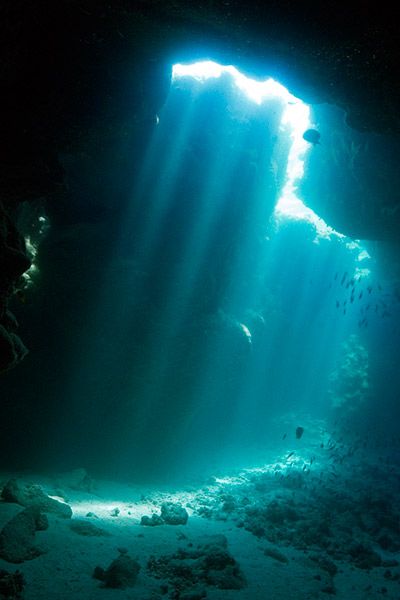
2;63;400;485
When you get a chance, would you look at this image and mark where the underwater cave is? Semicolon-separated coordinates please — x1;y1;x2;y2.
1;2;400;599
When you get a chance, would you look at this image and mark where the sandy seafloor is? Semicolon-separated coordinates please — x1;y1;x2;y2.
1;426;400;599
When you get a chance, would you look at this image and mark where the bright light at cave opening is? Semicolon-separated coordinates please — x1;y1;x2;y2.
172;60;334;235
172;60;370;271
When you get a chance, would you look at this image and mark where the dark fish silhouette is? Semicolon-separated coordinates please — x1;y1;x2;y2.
341;272;348;285
359;291;363;300
296;426;304;439
282;433;287;440
336;300;340;308
303;129;321;145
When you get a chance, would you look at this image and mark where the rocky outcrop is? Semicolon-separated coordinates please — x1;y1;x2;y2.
1;479;72;518
328;334;369;416
141;501;189;526
0;203;30;372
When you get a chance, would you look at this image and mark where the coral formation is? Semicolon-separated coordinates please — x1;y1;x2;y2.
328;334;369;414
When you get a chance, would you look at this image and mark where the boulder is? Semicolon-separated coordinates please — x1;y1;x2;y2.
93;552;141;589
160;502;189;525
1;479;72;518
140;514;164;527
0;507;48;563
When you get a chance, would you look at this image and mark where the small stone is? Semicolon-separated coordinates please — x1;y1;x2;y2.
140;514;164;527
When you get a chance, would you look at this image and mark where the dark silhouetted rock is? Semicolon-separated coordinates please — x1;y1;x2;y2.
0;507;48;563
0;326;28;374
140;513;164;527
93;553;141;588
0;569;25;599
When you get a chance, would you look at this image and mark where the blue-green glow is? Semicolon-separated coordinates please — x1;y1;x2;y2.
173;60;371;275
173;61;336;237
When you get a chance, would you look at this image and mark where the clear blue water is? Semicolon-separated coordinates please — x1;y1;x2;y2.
2;63;400;488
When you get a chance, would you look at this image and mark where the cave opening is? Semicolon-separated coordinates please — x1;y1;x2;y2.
4;58;395;485
1;46;400;600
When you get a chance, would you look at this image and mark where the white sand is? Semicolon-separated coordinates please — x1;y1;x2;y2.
1;463;399;600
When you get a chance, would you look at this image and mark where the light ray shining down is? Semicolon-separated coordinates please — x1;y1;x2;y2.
172;60;370;271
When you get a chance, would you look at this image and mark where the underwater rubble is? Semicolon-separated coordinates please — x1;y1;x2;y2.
147;534;246;598
0;446;400;598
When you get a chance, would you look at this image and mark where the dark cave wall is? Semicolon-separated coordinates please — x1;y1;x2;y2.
299;105;400;241
1;0;400;372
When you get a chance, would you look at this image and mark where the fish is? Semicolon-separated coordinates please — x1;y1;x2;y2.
336;300;340;308
287;451;295;459
282;433;287;440
367;286;372;294
296;426;304;439
302;128;321;145
341;272;348;285
359;291;363;300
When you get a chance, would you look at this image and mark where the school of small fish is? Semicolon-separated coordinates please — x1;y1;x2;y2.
330;270;398;330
